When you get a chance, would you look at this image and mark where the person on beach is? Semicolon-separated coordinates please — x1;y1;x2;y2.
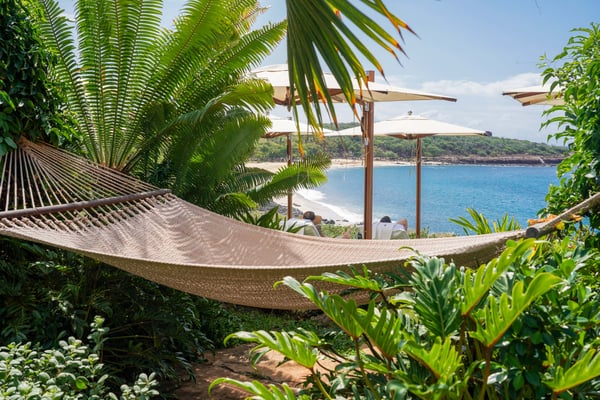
302;210;324;236
358;216;409;239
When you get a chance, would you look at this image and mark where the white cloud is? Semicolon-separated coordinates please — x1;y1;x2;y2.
270;72;563;145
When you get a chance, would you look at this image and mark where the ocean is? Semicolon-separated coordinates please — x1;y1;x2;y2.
298;164;560;235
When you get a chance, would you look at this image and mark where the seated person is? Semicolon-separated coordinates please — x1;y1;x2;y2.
302;211;324;236
359;216;409;240
283;210;323;237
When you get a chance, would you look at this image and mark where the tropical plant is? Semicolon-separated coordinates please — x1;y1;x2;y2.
541;23;600;230
0;238;216;391
190;153;330;217
33;0;339;217
0;0;73;154
449;208;521;235
0;316;159;399
284;1;416;134
35;0;279;172
210;237;600;399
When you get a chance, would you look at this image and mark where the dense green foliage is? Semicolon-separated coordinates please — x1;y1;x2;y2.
212;234;600;399
34;0;333;218
0;0;72;154
0;317;159;399
0;239;219;392
252;134;567;162
541;23;600;229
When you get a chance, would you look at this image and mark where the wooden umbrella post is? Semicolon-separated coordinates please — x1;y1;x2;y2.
416;137;422;238
286;133;293;219
363;71;375;239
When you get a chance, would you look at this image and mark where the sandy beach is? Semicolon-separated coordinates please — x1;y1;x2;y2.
246;159;410;225
246;158;410;174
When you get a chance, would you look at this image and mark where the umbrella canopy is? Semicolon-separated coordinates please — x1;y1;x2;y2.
252;64;457;238
263;115;333;218
264;115;329;138
502;84;564;106
332;112;491;237
251;64;457;105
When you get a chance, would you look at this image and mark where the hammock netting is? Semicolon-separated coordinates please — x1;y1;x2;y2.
1;139;597;309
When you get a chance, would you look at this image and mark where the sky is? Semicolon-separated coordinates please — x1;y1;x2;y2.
57;0;599;144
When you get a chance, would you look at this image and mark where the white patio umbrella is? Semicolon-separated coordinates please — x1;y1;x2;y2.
263;115;332;218
251;64;457;238
331;112;491;237
502;84;564;106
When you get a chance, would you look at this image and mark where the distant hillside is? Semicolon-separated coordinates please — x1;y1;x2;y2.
251;133;568;165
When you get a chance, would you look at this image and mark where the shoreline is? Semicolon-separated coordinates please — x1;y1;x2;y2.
247;157;562;174
248;159;559;227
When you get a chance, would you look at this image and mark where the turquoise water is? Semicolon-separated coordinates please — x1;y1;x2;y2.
309;165;559;235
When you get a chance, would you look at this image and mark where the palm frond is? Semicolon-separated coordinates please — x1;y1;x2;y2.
285;0;415;130
37;0;92;145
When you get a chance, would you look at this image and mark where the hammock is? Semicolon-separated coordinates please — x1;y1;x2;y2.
1;139;597;309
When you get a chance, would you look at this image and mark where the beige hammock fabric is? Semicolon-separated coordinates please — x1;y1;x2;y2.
1;139;596;309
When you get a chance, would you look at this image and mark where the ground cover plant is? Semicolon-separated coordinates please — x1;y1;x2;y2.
0;317;159;399
211;232;600;399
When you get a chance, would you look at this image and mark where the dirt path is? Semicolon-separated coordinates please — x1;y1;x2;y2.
174;344;315;399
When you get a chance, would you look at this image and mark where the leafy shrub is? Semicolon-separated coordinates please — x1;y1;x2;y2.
0;0;74;153
0;239;215;392
211;237;600;399
0;317;159;399
541;23;600;229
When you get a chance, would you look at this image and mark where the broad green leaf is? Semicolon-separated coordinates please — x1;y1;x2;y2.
355;302;405;359
545;349;600;394
403;337;462;381
278;276;364;338
462;239;537;317
307;267;384;292
410;257;461;339
225;330;317;369
470;272;562;348
209;378;299;399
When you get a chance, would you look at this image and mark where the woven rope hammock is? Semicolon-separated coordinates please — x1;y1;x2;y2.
1;138;598;309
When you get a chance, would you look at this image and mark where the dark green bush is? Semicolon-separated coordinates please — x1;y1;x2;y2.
0;317;159;399
0;238;216;392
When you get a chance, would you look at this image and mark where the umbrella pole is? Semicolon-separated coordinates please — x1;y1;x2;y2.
287;133;293;219
363;72;375;239
416;138;422;238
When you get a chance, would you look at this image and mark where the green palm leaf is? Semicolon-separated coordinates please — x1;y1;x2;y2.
285;0;415;131
470;272;563;348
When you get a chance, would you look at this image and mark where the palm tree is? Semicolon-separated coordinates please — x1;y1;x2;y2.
35;0;408;216
35;0;330;215
36;0;278;171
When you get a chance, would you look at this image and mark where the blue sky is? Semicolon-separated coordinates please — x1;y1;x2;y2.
58;1;598;144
